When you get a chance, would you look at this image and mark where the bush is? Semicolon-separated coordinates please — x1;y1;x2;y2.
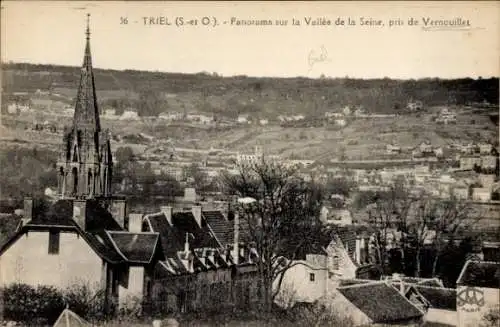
63;283;109;322
3;283;65;325
1;283;109;325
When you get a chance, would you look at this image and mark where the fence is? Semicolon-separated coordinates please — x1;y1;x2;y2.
145;276;262;315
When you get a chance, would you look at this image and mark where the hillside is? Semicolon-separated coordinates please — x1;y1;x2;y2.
2;62;498;118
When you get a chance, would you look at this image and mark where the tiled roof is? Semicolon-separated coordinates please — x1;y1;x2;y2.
144;213;184;257
457;260;500;288
28;199;75;227
84;199;122;232
203;211;233;246
107;231;160;264
338;282;423;323
413;286;457;311
172;211;218;249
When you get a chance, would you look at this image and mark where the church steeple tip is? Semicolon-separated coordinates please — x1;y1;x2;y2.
86;13;91;40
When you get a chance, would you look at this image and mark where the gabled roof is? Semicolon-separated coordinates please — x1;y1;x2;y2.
144;213;184;257
106;231;160;264
172;211;218;249
0;199;155;266
337;282;424;323
409;286;457;311
53;308;90;327
456;260;500;288
202;211;233;246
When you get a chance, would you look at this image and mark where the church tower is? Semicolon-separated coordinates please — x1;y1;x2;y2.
57;14;113;199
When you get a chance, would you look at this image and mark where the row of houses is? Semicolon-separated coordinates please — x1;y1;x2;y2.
280;256;499;327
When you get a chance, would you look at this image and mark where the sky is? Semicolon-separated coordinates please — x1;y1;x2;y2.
1;1;499;79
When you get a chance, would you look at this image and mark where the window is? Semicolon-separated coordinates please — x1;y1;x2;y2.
309;273;315;282
48;231;60;255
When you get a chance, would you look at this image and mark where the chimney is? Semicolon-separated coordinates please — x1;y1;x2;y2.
73;199;87;230
184;233;190;253
128;213;143;233
192;205;202;227
355;237;361;265
109;199;127;229
160;206;173;226
233;211;240;264
22;197;33;226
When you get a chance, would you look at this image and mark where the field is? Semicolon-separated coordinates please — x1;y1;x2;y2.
0;105;497;162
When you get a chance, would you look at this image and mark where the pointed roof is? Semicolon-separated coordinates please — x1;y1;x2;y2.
53;308;90;327
73;13;100;132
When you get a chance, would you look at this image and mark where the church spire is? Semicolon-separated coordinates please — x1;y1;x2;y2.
73;13;100;132
57;14;113;200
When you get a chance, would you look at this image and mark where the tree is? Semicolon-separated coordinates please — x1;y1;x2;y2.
222;159;324;312
366;185;415;275
183;163;210;192
366;181;482;278
428;197;481;277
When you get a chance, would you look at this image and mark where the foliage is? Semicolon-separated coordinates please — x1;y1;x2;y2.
112;147;183;207
1;283;110;325
63;283;110;322
2;284;65;325
481;305;500;327
4;63;498;117
0;147;57;199
222;159;324;312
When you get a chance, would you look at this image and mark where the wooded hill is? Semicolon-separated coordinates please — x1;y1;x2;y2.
2;62;499;118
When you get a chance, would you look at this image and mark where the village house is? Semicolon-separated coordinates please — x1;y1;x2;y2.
386;144;402;155
158;112;183;121
276;226;373;306
403;284;457;326
343;106;352;116
120;109;140;120
0;22;160;310
236;114;250;124
274;255;328;307
325;281;424;326
456;260;500;327
471;188;492;202
141;205;261;313
324;111;343;119
407;100;423;111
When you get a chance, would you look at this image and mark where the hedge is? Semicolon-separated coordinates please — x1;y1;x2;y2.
1;283;108;325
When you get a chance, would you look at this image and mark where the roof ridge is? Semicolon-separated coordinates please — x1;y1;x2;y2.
414;285;456;291
337;280;387;289
107;230;158;235
105;230;128;262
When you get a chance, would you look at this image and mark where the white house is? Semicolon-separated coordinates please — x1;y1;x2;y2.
0;199;160;309
237;114;250;124
275;256;328;307
456;260;500;327
334;119;347;127
471;188;491;202
120;110;139;120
